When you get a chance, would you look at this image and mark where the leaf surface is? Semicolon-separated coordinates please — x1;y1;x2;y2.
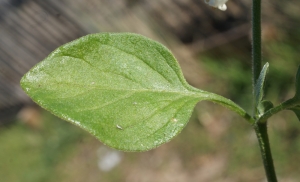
21;33;209;151
21;33;250;151
257;100;273;117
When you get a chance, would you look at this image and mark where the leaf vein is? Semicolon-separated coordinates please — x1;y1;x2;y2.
100;44;174;86
78;92;135;112
131;97;194;145
153;46;187;89
39;80;197;97
47;87;99;99
122;95;185;130
58;55;147;89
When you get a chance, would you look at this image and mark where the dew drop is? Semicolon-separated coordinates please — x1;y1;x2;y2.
91;82;95;85
133;102;137;105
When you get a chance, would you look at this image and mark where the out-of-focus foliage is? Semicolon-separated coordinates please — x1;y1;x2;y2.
0;112;84;182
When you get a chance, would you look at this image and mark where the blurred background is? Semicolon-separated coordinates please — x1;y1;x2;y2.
1;0;300;181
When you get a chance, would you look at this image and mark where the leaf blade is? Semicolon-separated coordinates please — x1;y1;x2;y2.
21;33;206;151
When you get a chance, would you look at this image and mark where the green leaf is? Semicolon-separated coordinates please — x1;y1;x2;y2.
289;105;300;121
20;33;200;151
20;33;250;151
254;63;269;109
257;100;273;117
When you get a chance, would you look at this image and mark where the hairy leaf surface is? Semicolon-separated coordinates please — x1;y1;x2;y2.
255;62;269;109
21;33;210;151
21;33;249;151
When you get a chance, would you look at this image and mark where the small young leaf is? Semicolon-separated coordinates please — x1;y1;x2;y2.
21;33;212;151
257;100;273;117
289;105;300;121
254;63;269;108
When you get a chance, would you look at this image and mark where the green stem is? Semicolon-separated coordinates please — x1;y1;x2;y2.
204;93;255;124
252;0;277;181
258;98;299;123
254;123;278;182
252;0;262;87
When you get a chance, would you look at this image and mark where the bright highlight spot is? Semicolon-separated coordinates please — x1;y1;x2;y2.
205;0;228;11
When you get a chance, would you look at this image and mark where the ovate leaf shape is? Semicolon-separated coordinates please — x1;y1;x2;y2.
21;33;212;151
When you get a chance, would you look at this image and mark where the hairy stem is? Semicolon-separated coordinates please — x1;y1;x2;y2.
252;0;278;181
203;92;254;124
252;0;262;87
258;98;299;123
254;123;278;182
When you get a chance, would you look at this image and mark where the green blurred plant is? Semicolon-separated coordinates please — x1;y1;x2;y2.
20;0;299;181
0;112;84;182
